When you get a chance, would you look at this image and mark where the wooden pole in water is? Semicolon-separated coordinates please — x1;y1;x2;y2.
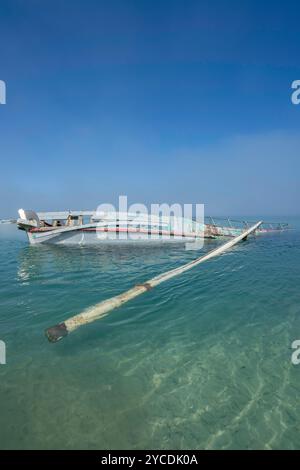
45;221;262;342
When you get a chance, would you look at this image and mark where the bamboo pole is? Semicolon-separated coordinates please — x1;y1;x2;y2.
45;221;262;342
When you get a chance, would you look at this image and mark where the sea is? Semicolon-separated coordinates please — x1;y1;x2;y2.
0;217;299;449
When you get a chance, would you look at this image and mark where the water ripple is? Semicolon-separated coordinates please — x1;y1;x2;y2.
0;224;299;449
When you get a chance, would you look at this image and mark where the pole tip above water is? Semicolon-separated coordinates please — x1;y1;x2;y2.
45;322;68;343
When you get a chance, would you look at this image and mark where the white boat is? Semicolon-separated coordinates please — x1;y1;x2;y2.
17;209;209;245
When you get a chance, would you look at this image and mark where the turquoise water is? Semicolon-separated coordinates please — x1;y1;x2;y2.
0;219;299;450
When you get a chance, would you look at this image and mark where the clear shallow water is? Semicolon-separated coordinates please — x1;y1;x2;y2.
0;219;299;450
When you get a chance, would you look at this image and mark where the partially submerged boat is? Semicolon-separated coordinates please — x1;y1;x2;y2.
17;209;209;245
17;209;290;246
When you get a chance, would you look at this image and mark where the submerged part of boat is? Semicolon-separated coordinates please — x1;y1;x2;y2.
204;216;291;237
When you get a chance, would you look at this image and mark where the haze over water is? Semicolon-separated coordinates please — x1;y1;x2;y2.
0;219;299;449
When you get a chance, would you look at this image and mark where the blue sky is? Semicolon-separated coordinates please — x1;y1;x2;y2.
0;0;300;217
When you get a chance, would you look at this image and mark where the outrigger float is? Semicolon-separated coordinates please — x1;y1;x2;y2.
17;209;290;245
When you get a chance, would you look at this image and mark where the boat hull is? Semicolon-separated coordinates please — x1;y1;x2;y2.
26;227;206;245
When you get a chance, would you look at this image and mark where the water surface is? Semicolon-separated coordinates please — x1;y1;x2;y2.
0;219;299;449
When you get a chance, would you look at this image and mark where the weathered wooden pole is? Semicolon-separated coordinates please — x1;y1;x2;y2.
45;221;262;342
